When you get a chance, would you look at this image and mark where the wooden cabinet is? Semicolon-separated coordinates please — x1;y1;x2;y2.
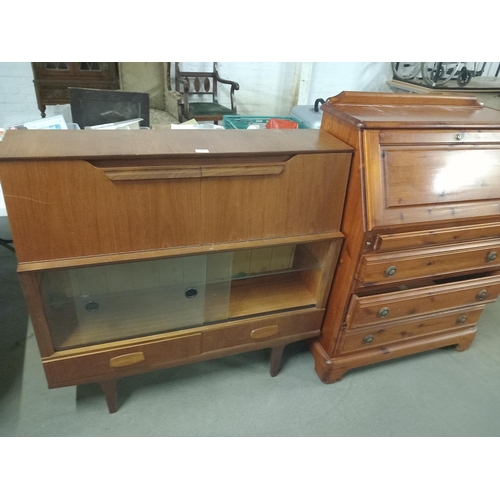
0;128;352;412
312;91;500;383
31;62;120;118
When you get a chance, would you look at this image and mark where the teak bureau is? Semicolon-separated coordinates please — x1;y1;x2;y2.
0;128;352;412
312;92;500;382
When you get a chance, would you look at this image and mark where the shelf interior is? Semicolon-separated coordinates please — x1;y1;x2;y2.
40;242;324;350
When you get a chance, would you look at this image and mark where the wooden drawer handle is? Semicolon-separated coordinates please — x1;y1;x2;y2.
109;352;146;368
250;325;279;340
201;165;284;178
103;164;284;181
104;168;200;181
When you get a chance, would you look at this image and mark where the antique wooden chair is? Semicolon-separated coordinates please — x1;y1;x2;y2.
174;63;239;123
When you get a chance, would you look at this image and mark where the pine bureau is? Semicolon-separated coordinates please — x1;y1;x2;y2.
311;91;500;382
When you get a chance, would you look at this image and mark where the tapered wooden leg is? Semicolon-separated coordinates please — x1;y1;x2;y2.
270;345;286;377
100;380;118;413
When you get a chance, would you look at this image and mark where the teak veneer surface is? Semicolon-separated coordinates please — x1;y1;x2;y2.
0;129;351;160
1;126;353;412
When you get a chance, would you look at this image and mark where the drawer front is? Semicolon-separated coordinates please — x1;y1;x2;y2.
346;274;500;329
364;130;500;229
1;153;351;263
373;222;500;252
358;240;500;285
340;305;485;354
43;332;202;386
42;308;324;386
201;307;324;352
379;130;500;145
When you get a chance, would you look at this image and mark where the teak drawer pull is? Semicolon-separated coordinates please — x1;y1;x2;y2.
201;165;284;178
102;164;284;181
104;168;200;181
109;352;146;368
250;325;279;340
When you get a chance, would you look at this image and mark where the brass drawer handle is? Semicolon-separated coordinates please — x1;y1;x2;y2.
385;266;397;278
486;251;497;263
456;133;462;140
378;307;390;318
476;289;488;300
364;335;374;344
110;352;146;368
250;325;279;340
456;315;467;325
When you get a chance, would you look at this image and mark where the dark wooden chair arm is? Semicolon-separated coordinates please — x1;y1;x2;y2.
214;67;239;112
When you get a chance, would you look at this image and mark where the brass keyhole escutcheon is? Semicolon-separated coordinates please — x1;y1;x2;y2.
364;335;374;344
456;315;467;325
486;251;497;262
476;289;487;301
378;307;390;318
385;266;397;278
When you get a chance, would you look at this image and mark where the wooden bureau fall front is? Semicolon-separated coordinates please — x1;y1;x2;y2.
2;91;500;413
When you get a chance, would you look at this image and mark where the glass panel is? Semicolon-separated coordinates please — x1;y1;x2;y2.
204;252;232;323
79;62;101;71
44;62;69;70
40;255;207;350
230;245;318;280
39;243;323;351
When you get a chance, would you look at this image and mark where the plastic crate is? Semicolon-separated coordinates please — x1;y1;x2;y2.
223;115;309;130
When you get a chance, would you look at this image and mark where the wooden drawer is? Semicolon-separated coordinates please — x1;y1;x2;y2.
43;331;202;387
358;240;500;285
340;305;485;354
364;130;500;229
373;222;500;252
346;274;500;329
201;307;324;352
42;308;323;386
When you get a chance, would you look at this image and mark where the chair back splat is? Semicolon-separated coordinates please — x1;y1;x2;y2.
174;62;239;123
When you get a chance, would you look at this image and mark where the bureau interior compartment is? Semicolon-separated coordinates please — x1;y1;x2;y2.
38;241;335;350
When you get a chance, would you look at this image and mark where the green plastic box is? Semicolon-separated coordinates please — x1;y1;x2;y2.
223;115;309;129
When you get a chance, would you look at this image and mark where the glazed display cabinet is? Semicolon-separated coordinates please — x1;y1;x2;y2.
31;62;120;117
0;128;352;412
312;92;500;382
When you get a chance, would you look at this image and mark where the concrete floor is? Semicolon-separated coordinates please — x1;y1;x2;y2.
1;217;500;437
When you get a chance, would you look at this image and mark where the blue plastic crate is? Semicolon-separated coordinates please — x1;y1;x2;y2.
223;115;309;129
